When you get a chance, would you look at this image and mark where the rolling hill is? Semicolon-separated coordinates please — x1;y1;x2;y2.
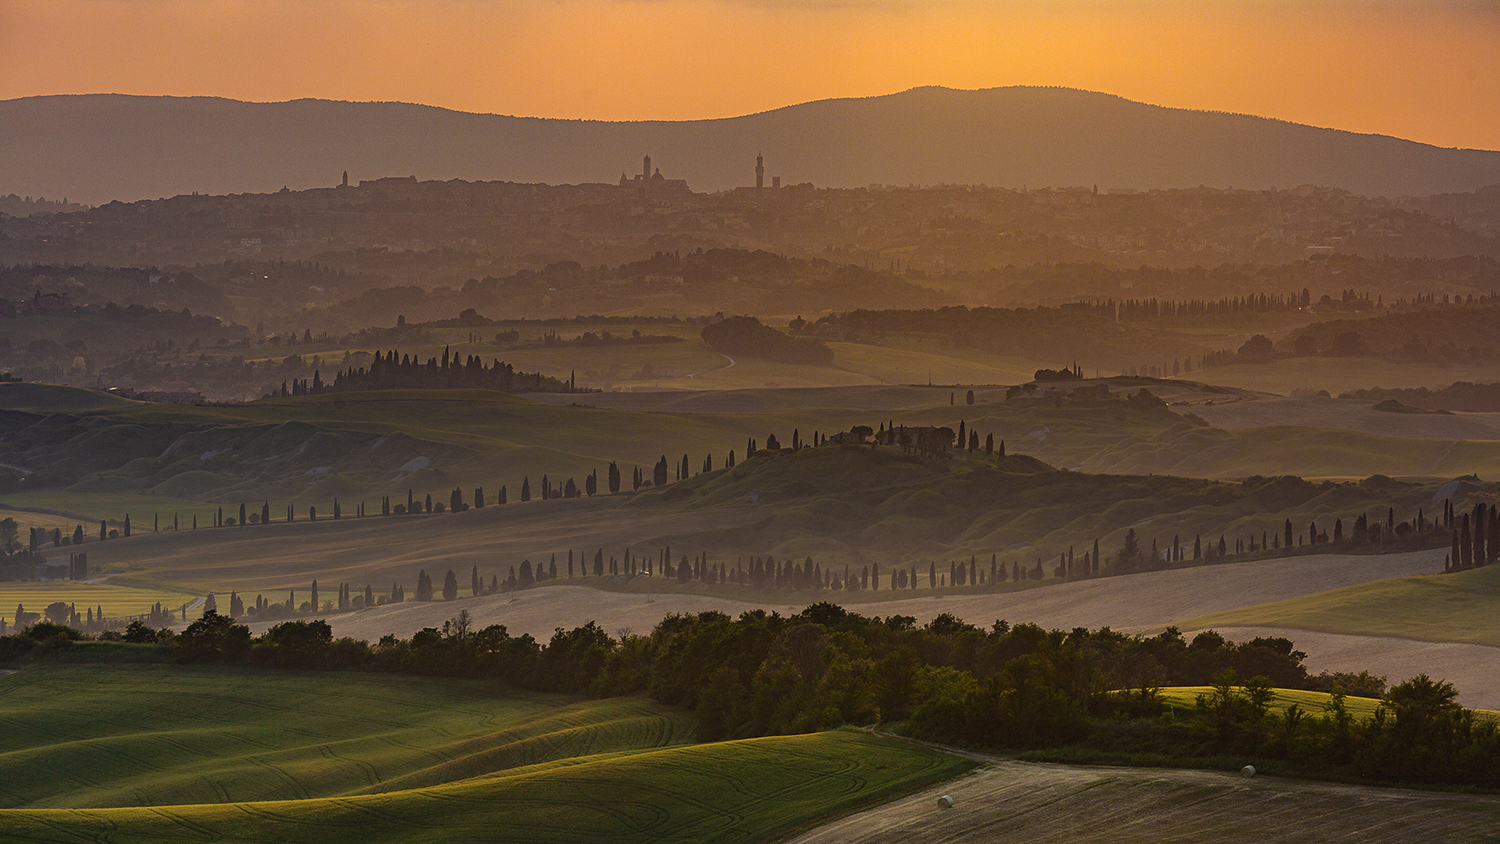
4;87;1499;204
0;664;969;843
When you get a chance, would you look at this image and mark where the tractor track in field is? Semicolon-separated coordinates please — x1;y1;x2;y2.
785;738;1500;844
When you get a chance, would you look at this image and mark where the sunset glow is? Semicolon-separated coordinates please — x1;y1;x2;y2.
2;0;1496;149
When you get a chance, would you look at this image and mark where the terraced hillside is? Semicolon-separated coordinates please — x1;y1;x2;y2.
0;664;970;843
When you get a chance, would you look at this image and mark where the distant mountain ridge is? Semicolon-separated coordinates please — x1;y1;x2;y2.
3;86;1499;205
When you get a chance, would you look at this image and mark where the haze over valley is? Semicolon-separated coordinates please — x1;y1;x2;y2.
5;3;1500;840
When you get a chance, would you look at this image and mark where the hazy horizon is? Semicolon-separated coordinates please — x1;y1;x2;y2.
2;1;1497;151
5;2;1500;840
7;84;1497;154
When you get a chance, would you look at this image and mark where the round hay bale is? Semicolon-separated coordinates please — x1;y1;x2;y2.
1240;765;1256;778
937;795;954;808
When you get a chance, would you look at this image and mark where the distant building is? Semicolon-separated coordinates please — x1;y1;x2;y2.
825;430;867;445
23;290;71;315
1069;383;1111;401
619;155;689;197
875;425;953;452
739;154;781;194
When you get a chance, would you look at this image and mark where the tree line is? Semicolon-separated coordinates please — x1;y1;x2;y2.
24;427;1462;618
263;345;576;398
4;602;1495;789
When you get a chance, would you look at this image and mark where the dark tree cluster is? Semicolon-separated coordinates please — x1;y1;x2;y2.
1344;381;1500;413
12;603;1495;789
265;345;574;397
701;316;834;365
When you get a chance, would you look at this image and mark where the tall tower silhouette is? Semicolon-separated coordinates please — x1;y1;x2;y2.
755;153;764;190
642;155;651;197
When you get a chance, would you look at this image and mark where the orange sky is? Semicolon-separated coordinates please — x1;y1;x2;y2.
2;0;1497;150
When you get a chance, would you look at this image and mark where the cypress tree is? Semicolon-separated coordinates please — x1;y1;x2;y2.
262;502;270;526
471;566;481;596
1475;504;1488;567
521;477;531;502
124;515;131;537
608;461;620;494
443;570;458;600
239;503;246;527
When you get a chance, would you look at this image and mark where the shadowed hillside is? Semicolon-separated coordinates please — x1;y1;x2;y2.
5;87;1500;204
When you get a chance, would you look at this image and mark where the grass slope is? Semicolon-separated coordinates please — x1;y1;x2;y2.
0;663;694;809
0;382;135;413
0;665;969;844
1182;564;1500;648
0;583;197;620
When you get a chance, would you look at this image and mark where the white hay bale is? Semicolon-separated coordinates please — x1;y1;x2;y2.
1240;765;1256;778
937;795;954;808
